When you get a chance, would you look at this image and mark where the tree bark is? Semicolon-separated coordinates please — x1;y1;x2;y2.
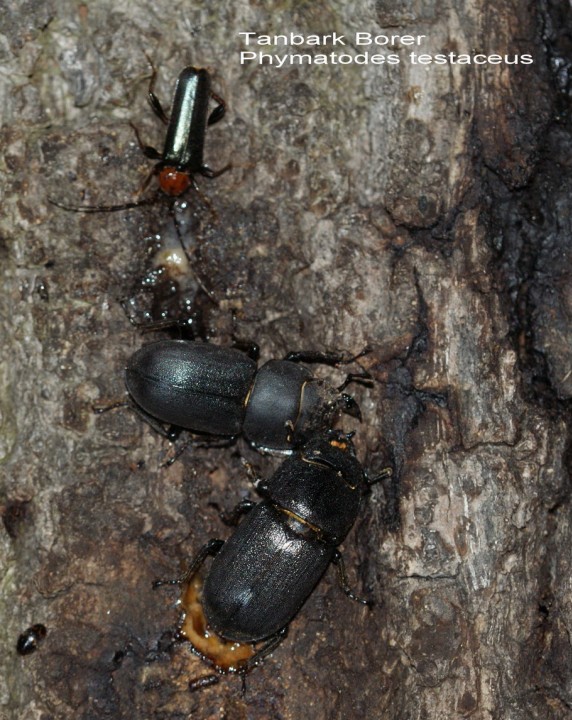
1;1;570;718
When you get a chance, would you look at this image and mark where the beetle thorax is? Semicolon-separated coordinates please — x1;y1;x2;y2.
158;166;192;196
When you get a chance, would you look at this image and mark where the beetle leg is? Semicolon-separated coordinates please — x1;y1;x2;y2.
188;177;218;222
147;91;170;125
242;460;263;485
231;335;260;362
129;121;163;160
138;411;183;441
144;53;170;125
242;461;273;497
161;435;240;468
367;467;393;486
230;626;289;693
284;347;372;367
337;370;373;392
209;499;257;527
118;312;195;334
189;674;220;692
122;399;185;442
92;396;182;439
241;626;289;677
153;538;224;588
192;436;239;449
136;165;161;199
160;435;191;468
244;464;281;503
284;350;336;364
331;549;373;608
92;398;131;414
199;162;232;179
207;93;226;125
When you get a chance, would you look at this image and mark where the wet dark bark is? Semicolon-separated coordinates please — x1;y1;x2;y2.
1;0;571;718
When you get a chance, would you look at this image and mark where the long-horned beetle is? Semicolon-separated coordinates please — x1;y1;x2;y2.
51;61;230;213
122;339;370;455
154;431;390;690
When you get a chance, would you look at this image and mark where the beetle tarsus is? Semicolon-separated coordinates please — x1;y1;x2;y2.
92;399;130;415
188;674;220;693
337;370;373;392
214;499;257;527
332;549;373;607
153;538;225;589
208;93;226;125
199;162;232;179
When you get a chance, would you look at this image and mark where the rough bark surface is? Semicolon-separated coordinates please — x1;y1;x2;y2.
1;1;571;719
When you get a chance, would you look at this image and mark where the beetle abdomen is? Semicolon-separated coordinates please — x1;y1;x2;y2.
125;340;257;435
203;503;333;642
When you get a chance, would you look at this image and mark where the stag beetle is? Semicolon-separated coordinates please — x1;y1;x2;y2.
124;339;369;454
154;430;390;690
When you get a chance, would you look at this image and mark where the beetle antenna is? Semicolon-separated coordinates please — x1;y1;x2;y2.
240;671;248;696
366;467;392;486
48;195;160;213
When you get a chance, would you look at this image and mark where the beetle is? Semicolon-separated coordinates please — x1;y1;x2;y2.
50;61;230;213
16;624;47;656
154;431;390;690
122;339;370;456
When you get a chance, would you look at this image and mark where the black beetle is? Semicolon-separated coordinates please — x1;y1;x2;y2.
16;624;47;656
123;339;368;455
137;63;230;198
50;61;229;213
155;431;389;689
